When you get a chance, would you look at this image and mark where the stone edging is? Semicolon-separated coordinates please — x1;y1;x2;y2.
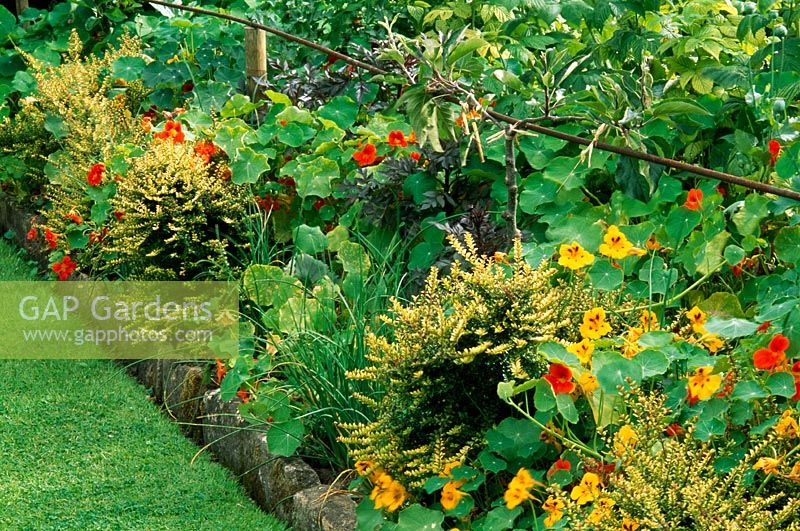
0;196;357;531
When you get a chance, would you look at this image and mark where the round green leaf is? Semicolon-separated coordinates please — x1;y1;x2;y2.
766;372;796;398
588;260;623;291
293;224;327;255
231;147;270;184
775;227;800;265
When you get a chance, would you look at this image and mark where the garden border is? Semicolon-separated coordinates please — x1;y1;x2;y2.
0;196;357;531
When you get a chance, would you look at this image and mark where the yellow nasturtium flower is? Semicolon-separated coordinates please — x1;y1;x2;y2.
687;366;722;402
440;480;466;511
542;496;565;527
614;425;638;456
570;472;601;505
567;338;594;365
558;241;595;270
686;306;707;333
775;410;800;439
599;225;645;259
579;372;599;394
580;307;612;340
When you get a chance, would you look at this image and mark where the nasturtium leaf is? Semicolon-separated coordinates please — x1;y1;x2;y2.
266;418;305;456
338;241;371;274
220;93;263;118
519;175;559;213
265;90;292;106
0;7;16;44
231;147;270;184
539;341;580;366
766;372;796;398
589;260;623;291
294;157;338;198
730;401;754;426
636;349;670;378
476;506;522;531
556;393;578;423
731;380;767;401
318;96;359;130
665;207;702;246
241;264;302;307
408;241;443;269
293;224;327;255
111;56;146;81
637;331;673;348
732;193;770;237
638;255;677;295
543;156;586;189
534;379;556;412
477;449;507;474
694;417;726;441
597;357;642;393
723;244;746;265
494;417;541;459
695;231;729;276
326;225;349;252
276;122;316;147
775;227;800;265
356;498;385;531
66;230;89;250
11;70;36;94
704;317;758;338
395;504;444;531
44;114;68;138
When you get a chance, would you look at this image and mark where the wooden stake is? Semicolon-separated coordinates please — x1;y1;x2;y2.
244;28;267;101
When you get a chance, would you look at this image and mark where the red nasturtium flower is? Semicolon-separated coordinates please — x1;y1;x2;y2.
753;333;790;371
664;423;686;437
387;130;408;147
683;188;703;210
236;389;250;403
182;81;194;93
154;120;185;143
87;163;106;187
215;359;227;383
410;152;421;162
113;210;125;221
194;140;218;164
352;143;378;167
52;256;76;281
65;211;83;224
757;321;772;334
769;140;781;166
547;458;572;478
44;229;58;249
26;227;37;241
543;363;576;394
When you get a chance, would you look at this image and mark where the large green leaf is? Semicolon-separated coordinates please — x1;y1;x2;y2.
266;419;305;456
318;96;359;130
294;157;339;198
775;227;800;265
231;147;270;184
293;224;327;255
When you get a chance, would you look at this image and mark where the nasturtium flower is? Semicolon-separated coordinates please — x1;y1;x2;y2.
44;228;58;249
439;461;462;478
621;326;644;359
580;307;612;340
754;334;790;371
700;332;724;353
687;366;722;404
621;517;641;531
683;188;703;210
87;163;106;187
753;457;781;475
775;410;800;439
194;140;218;164
355;460;375;476
570;472;601;505
352;143;378;166
614;425;638;456
52;256;77;281
370;474;407;512
769;139;782;166
154;120;185;143
686;306;707;334
544;363;576;394
578;372;599;394
503;468;539;509
410;151;421;162
599;225;633;259
26;227;37;241
558;241;595;270
440;480;466;511
542;496;565;527
640;310;659;331
547;458;572;478
387;130;408;147
567;338;594;365
587;497;615;524
645;233;662;251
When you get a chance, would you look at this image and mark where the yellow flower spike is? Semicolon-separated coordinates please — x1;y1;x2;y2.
614;425;638;456
580;307;613;340
687;366;722;402
599;225;634;259
567;338;594;365
570;472;601;505
558;241;595;270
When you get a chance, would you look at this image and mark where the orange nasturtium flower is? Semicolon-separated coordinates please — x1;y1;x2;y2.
558;241;595;270
775;410;800;439
753;457;781;475
387;130;408;147
543;363;576;394
567;338;594;365
753;333;790;371
769;139;781;166
687;366;722;404
87;163;106;187
154;120;185;143
440;480;467;511
503;468;540;509
683;188;703;210
580;307;612;340
570;472;601;505
370;473;407;512
352;143;378;166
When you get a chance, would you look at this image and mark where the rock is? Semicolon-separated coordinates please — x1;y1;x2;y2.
162;363;207;443
291;485;357;531
261;457;320;521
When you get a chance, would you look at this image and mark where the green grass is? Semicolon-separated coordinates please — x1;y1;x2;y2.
0;240;286;530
